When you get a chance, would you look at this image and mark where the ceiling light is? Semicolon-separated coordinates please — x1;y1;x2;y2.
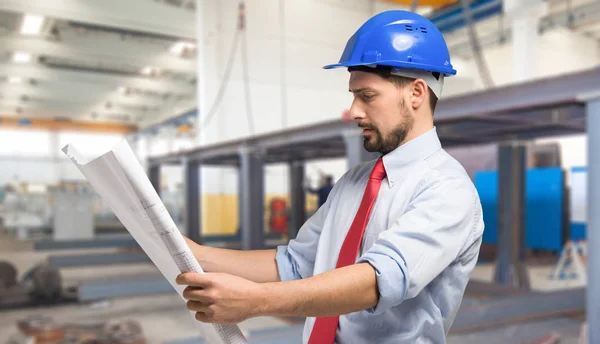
21;14;45;35
141;66;153;75
8;76;23;84
141;66;161;76
169;41;195;55
13;52;31;63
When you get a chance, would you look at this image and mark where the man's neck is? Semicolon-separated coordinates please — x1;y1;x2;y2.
400;121;434;146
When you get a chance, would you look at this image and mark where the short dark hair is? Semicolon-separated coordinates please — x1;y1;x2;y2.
348;66;438;113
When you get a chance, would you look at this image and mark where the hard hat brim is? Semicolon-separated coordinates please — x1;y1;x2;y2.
323;60;457;76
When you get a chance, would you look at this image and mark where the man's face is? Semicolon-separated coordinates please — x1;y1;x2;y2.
348;71;414;154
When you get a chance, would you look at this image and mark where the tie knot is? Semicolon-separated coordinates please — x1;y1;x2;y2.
369;157;386;181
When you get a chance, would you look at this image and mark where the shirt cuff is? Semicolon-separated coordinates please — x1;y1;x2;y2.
275;245;302;282
356;250;409;315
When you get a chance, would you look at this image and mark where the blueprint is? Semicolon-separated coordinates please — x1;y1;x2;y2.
62;139;247;344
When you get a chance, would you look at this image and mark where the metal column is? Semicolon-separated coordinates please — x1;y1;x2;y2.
343;129;380;169
148;165;161;196
288;160;306;240
239;148;265;250
494;141;530;289
587;98;600;344
183;159;202;244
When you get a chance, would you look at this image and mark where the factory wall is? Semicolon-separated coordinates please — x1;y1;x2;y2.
467;27;600;89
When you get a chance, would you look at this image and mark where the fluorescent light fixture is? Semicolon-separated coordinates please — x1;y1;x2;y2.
141;66;154;75
13;52;31;63
169;41;195;55
8;76;23;84
21;14;45;35
117;86;128;94
141;66;161;76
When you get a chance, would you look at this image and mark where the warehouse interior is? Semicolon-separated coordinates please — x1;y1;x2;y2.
1;0;599;343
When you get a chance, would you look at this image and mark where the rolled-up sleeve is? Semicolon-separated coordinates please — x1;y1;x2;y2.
356;173;478;314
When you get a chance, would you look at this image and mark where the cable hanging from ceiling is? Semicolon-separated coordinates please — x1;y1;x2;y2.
460;0;495;88
239;1;255;136
197;0;255;136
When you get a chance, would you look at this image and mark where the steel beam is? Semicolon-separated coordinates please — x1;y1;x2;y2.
0;34;195;74
148;165;161;196
464;280;530;298
78;274;174;301
435;67;598;120
0;63;191;95
494;141;530;289
239;148;265;250
0;0;195;40
35;235;137;250
288;160;306;240
48;252;149;267
451;288;585;334
0;96;158;117
183;159;201;244
147;67;600;168
343;129;380;169
587;98;600;344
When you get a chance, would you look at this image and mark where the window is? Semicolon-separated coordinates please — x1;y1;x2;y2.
0;129;52;156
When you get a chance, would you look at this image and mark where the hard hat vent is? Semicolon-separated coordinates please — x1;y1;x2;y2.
403;24;427;34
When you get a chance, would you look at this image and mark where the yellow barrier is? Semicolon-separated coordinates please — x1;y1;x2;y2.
200;193;319;235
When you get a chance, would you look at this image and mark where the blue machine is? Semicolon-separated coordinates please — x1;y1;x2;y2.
475;167;565;252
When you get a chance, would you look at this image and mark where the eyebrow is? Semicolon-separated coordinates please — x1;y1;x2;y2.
349;87;376;93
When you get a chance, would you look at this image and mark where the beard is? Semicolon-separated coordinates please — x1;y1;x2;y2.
360;101;414;154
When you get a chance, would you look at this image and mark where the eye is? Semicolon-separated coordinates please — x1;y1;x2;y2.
362;94;375;102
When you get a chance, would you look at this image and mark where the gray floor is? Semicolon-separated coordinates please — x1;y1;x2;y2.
0;231;586;344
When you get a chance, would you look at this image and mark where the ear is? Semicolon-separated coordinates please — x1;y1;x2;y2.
409;79;427;109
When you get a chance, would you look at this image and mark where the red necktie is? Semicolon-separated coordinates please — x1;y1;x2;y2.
308;157;387;344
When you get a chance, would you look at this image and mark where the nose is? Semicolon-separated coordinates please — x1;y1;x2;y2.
348;98;366;122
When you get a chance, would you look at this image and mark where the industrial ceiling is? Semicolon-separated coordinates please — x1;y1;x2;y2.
0;0;598;131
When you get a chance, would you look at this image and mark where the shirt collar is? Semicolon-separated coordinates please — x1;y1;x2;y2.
381;127;442;186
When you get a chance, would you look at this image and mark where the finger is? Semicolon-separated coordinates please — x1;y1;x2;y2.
183;286;214;303
187;300;210;312
195;311;212;323
176;272;211;287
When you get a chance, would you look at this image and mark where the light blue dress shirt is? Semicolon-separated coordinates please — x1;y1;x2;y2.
276;127;484;344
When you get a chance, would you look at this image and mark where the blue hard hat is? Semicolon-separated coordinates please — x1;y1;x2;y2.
323;10;456;76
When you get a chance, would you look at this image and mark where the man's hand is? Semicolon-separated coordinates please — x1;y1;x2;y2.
177;263;379;322
182;237;280;283
176;272;266;324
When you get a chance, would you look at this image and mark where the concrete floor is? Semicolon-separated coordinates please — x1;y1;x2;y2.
0;231;586;344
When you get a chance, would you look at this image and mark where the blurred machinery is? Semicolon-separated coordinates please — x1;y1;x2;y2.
0;189;52;239
474;143;571;253
0;179;187;244
53;189;94;241
5;315;146;344
0;261;72;311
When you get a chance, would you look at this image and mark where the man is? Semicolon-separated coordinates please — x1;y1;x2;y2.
306;174;334;208
177;10;484;344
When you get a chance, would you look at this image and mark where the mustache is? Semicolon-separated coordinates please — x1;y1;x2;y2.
358;123;376;131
